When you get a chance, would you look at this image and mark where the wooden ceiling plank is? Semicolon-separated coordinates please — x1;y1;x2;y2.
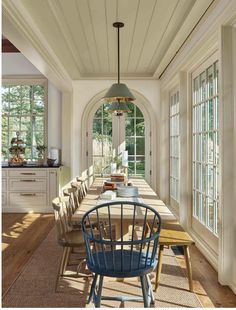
106;0;118;75
135;0;178;74
48;0;86;76
126;0;157;73
58;0;95;74
116;0;140;75
77;0;101;74
19;0;79;79
154;0;214;78
3;0;216;79
147;0;196;73
88;0;109;74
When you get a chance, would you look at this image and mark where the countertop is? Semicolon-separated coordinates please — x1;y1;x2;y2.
2;164;62;169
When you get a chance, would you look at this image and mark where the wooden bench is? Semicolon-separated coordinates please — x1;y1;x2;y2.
154;221;194;292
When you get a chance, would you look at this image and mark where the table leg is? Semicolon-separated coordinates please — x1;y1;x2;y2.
154;244;164;292
114;220;130;244
115;220;130;282
183;245;193;292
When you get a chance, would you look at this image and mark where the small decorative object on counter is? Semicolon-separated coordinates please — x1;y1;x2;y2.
47;158;56;167
36;145;47;165
8;132;26;166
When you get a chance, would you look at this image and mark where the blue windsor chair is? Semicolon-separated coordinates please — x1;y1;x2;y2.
81;201;161;308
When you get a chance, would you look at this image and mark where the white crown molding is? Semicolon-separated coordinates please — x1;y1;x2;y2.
153;0;215;79
159;0;236;85
155;0;236;81
2;0;73;91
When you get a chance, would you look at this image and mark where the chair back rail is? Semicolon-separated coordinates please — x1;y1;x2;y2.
76;176;88;195
63;187;79;213
52;196;72;245
82;201;161;276
71;181;84;203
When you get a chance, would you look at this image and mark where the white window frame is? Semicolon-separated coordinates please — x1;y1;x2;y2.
92;103;113;176
125;104;145;177
191;53;219;253
169;88;180;212
92;103;146;178
2;76;48;163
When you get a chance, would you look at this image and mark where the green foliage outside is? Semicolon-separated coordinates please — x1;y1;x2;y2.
1;84;45;161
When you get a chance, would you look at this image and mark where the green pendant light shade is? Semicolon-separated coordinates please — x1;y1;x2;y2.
104;83;135;102
104;22;135;114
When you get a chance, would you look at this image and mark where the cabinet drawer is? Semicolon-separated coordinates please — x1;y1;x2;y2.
2;192;7;206
2;178;7;192
9;192;47;206
9;178;47;191
8;170;47;178
2;170;7;177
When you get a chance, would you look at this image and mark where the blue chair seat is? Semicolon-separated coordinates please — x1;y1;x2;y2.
88;249;157;277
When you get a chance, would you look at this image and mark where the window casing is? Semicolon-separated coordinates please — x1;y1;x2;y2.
170;90;180;203
192;60;219;236
93;103;112;175
125;103;145;177
2;78;47;162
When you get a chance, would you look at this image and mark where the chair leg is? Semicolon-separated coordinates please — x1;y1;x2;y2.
183;245;193;292
154;244;164;292
94;275;104;308
140;275;150;307
63;247;71;274
55;247;68;292
146;274;155;305
87;273;98;304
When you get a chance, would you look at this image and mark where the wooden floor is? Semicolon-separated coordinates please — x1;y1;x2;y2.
2;213;236;307
2;213;54;297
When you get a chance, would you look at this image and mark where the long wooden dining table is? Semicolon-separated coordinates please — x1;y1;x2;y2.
72;177;194;291
72;177;176;224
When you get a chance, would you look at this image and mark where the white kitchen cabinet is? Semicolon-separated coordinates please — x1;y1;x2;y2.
2;166;62;213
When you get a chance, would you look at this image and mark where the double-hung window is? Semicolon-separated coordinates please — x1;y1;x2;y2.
1;78;47;162
192;56;219;245
170;89;180;210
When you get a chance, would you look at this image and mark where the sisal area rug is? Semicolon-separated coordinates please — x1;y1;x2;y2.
2;228;202;308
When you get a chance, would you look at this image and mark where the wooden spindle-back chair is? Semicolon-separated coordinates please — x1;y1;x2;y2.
81;201;161;307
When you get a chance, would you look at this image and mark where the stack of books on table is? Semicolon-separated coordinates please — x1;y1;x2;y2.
110;173;126;183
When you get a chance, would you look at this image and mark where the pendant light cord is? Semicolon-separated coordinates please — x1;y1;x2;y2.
117;25;120;84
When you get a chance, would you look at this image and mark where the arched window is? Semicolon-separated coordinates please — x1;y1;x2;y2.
92;102;145;177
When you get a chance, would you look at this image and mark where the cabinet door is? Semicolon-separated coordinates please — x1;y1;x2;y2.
48;170;58;204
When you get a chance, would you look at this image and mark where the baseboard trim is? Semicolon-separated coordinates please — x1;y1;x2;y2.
188;228;218;271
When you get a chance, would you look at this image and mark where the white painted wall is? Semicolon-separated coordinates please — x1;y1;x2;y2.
71;79;160;191
2;53;62;151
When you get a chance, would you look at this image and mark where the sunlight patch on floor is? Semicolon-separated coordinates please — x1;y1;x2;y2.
2;214;41;252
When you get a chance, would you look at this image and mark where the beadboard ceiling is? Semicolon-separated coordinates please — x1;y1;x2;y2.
2;0;214;80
